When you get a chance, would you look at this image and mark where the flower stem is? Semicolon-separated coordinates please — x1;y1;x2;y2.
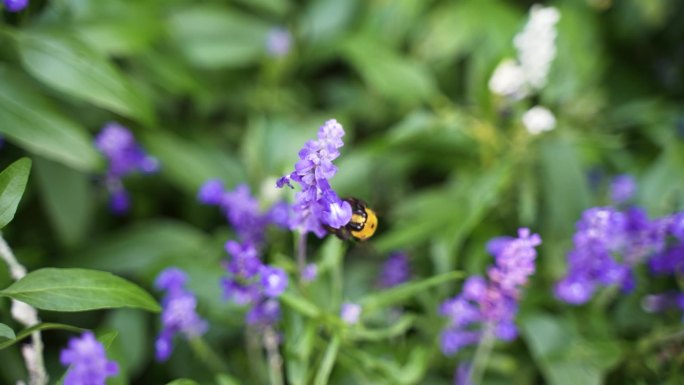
469;326;495;385
0;235;47;385
264;326;284;385
188;337;231;374
296;232;307;282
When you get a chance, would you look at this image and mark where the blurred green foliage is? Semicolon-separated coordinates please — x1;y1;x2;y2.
0;0;683;384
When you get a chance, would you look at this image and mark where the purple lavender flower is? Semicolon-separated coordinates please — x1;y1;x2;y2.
266;27;292;57
439;228;541;355
95;123;158;214
154;268;208;362
455;362;473;385
277;119;352;238
301;263;318;282
3;0;28;12
377;252;411;288
246;298;281;325
220;240;289;325
340;302;362;325
198;181;272;245
60;332;119;385
260;266;289;297
556;207;666;304
648;211;684;276
610;174;636;204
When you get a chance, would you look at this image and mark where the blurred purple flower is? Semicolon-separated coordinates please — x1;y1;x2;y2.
455;362;473;385
610;174;636;204
60;332;119;385
95;123;158;214
556;207;667;304
154;268;208;362
341;302;362;325
198;181;290;245
260;266;289;297
301;263;318;282
266;27;291;57
277;119;351;237
4;0;28;12
220;240;289;325
377;252;411;288
439;228;541;355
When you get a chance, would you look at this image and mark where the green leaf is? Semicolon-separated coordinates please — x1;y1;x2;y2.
71;220;209;274
140;131;245;194
280;292;321;318
0;323;15;340
0;67;101;171
0;158;31;230
342;33;437;105
16;31;154;126
540;136;591;237
33;157;93;247
97;330;118;349
359;271;464;312
0;268;160;312
165;380;200;385
520;313;621;385
167;5;271;69
313;334;340;385
349;314;416;342
0;323;84;350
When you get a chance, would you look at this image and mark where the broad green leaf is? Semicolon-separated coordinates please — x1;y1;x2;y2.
638;143;684;215
0;323;14;340
342;33;437;105
0;158;31;230
0;268;160;312
167;5;271;69
141;131;244;194
166;380;200;385
521;313;621;385
0;67;101;171
313;334;340;385
103;310;147;378
215;374;241;385
71;220;208;274
33;157;93;247
280;293;321;318
540;136;590;237
97;330;118;349
0;323;83;350
359;271;464;312
16;31;154;126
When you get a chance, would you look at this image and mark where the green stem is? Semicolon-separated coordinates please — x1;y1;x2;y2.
314;334;341;385
296;232;307;282
264;326;284;385
188;337;230;374
469;326;495;385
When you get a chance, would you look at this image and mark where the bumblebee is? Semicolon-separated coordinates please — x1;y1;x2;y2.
328;197;378;241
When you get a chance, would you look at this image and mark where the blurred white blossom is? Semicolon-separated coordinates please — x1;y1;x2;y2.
488;59;528;99
522;106;556;135
514;5;560;90
489;5;560;97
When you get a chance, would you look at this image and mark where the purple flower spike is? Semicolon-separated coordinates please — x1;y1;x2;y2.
154;267;208;362
439;228;541;355
4;0;28;12
198;179;225;205
377;252;411;288
302;263;318;282
341;302;362;325
266;27;292;57
455;362;473;385
95;123;158;214
60;332;119;385
610;174;636;204
247;299;281;325
276;119;352;237
261;266;289;297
